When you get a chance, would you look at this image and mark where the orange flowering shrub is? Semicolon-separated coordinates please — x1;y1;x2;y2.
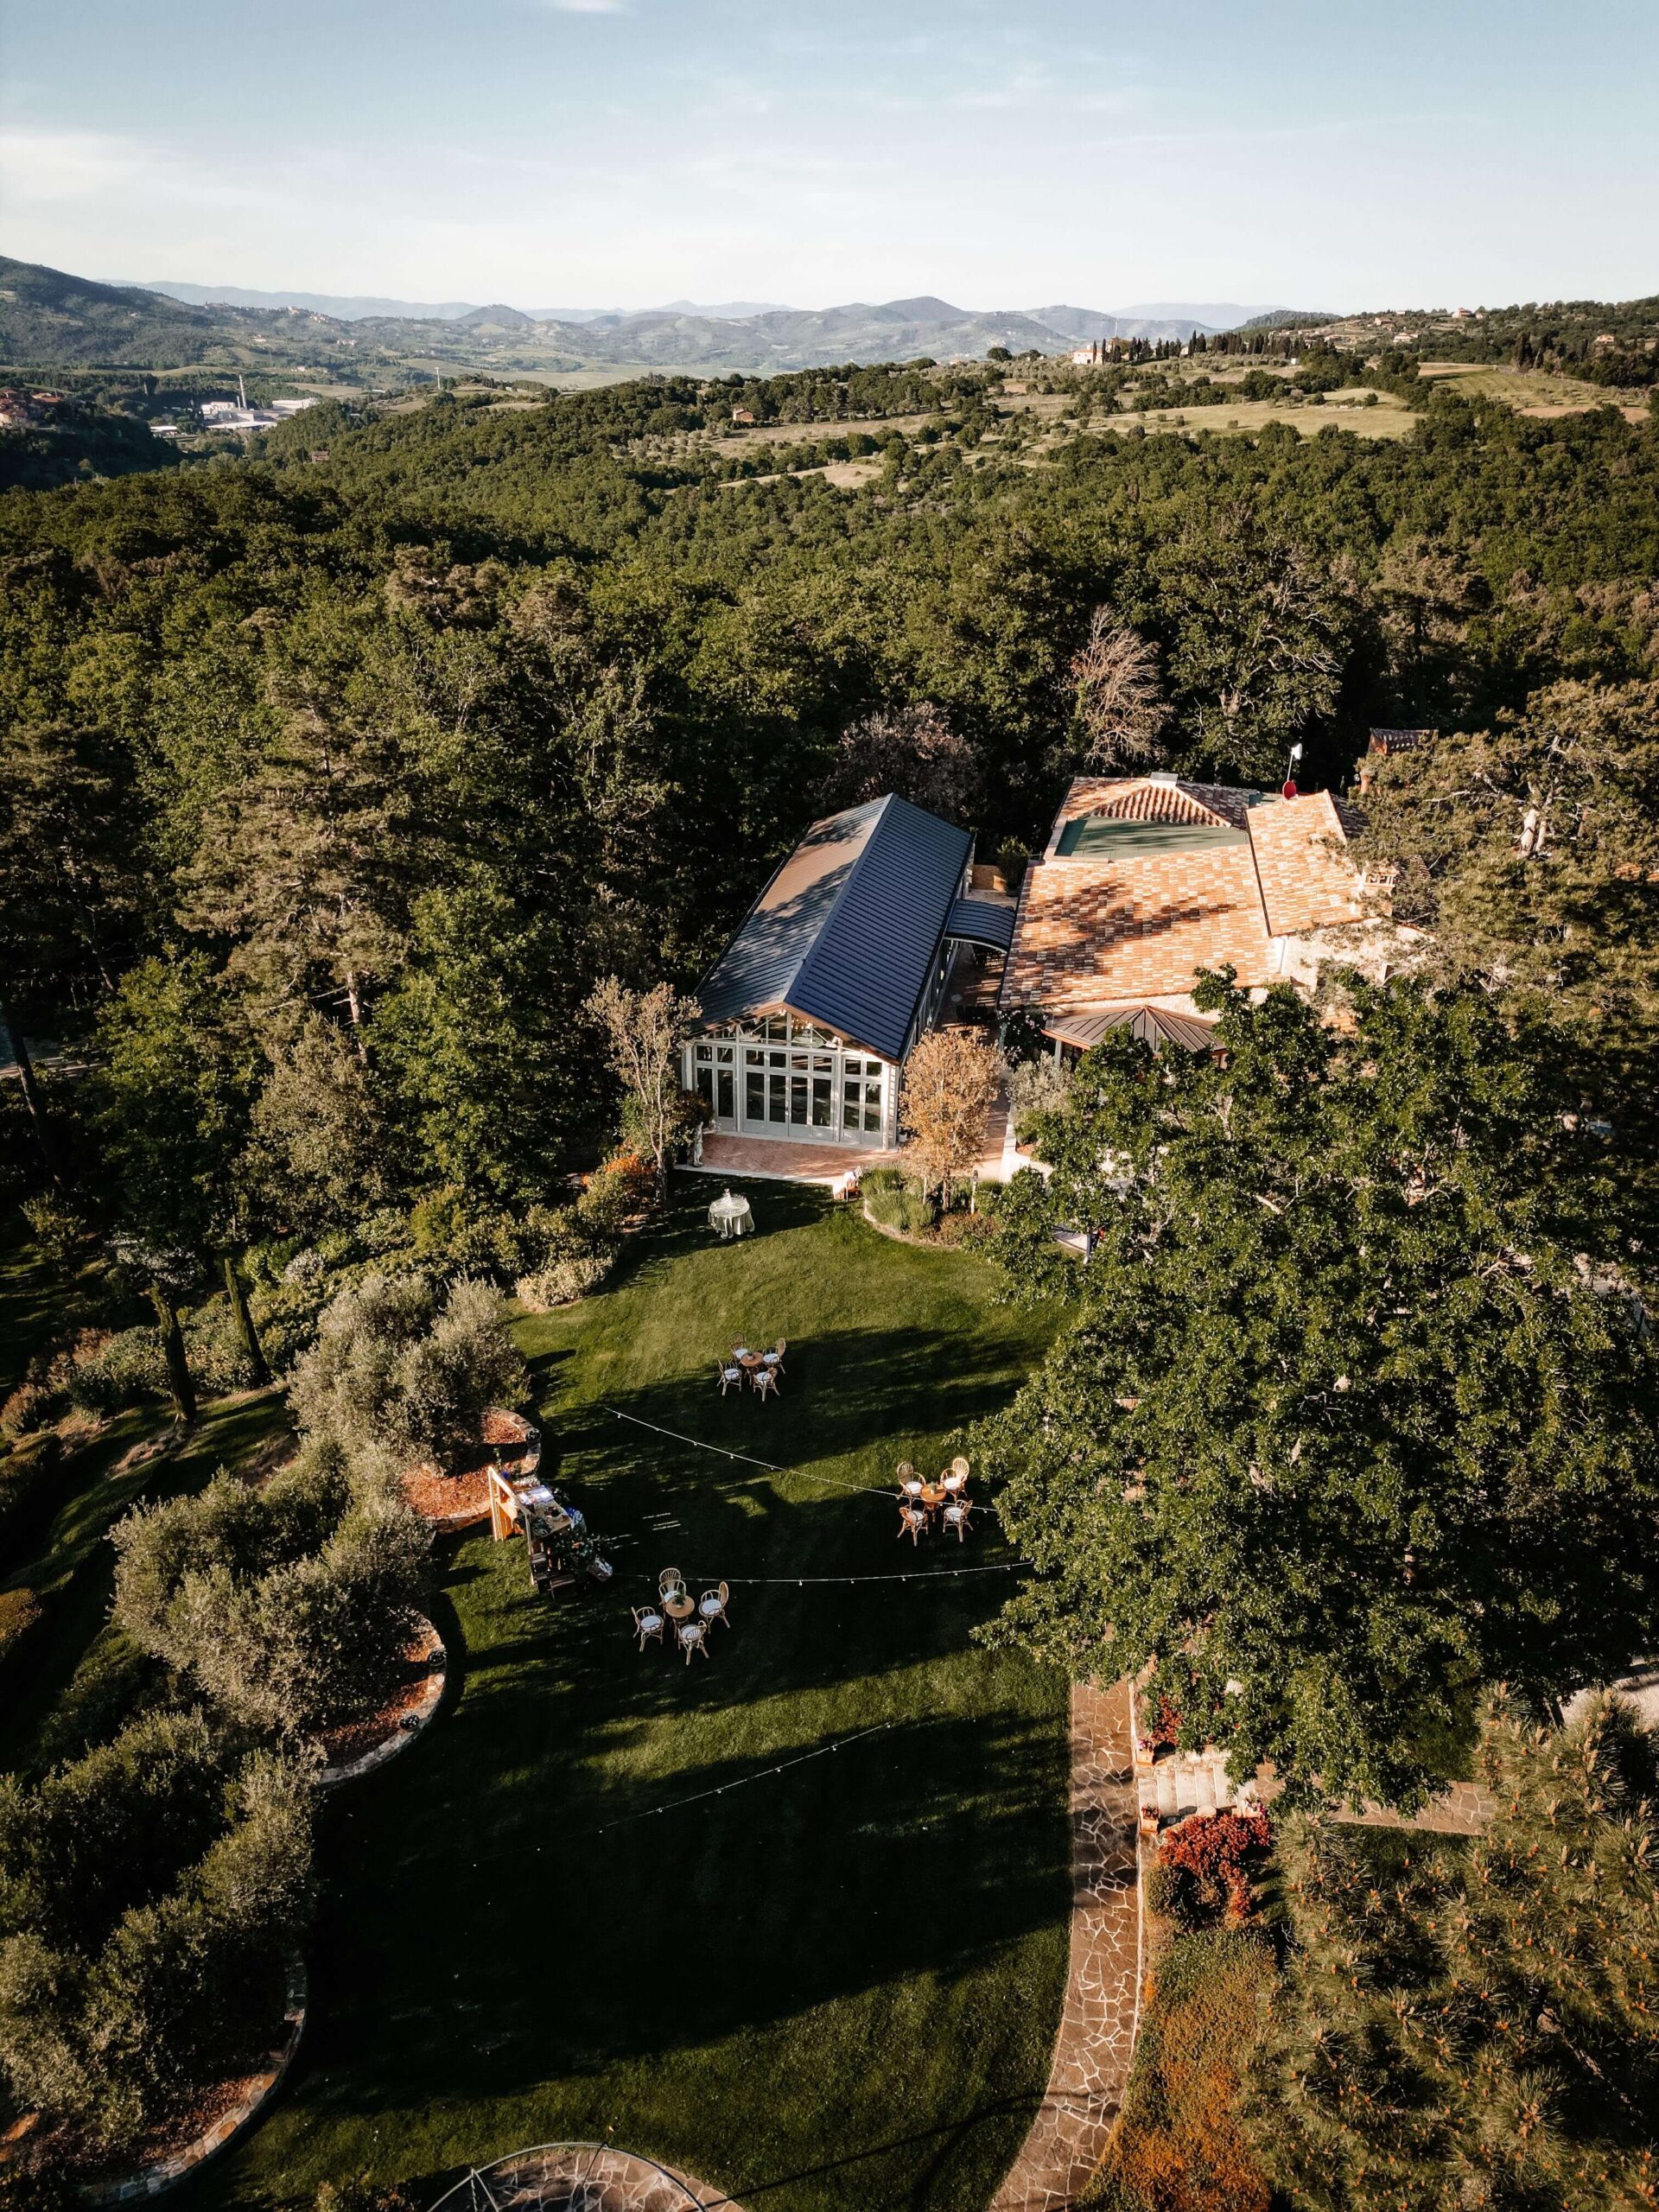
1154;1808;1272;1926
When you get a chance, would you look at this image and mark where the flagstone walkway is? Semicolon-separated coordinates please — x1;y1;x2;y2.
989;1676;1142;2212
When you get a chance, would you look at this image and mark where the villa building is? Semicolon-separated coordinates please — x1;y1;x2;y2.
999;771;1389;1056
685;793;1014;1161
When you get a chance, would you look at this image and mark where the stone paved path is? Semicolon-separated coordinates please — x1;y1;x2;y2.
989;1676;1142;2212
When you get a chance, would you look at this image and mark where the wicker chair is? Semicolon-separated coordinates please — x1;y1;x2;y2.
718;1363;744;1395
942;1498;974;1542
633;1605;665;1650
677;1619;710;1663
699;1581;731;1630
897;1502;928;1545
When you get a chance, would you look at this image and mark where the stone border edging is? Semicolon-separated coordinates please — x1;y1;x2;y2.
80;1959;307;2206
431;2141;745;2211
317;1613;447;1791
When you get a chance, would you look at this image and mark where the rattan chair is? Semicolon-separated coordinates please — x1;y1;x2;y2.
943;1497;974;1542
658;1567;685;1602
753;1365;779;1402
677;1619;709;1663
633;1604;665;1650
718;1363;744;1395
897;1501;928;1545
699;1581;731;1630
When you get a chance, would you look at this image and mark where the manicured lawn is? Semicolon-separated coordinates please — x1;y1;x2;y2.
191;1179;1070;2212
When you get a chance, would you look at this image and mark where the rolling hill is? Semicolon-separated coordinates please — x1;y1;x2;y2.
1;256;1255;380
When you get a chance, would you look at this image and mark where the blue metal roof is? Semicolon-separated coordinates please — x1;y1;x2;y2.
696;793;972;1060
945;895;1015;951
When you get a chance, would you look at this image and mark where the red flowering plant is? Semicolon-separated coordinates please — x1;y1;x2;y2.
1137;1692;1184;1758
1149;1805;1272;1927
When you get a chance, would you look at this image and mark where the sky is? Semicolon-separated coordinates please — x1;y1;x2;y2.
1;0;1656;313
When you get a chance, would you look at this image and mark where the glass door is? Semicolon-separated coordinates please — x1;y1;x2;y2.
692;1043;738;1132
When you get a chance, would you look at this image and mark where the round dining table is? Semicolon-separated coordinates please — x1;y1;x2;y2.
709;1188;754;1239
663;1591;696;1625
918;1482;949;1512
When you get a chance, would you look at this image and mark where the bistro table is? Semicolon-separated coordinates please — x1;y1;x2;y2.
709;1188;754;1240
918;1482;949;1514
663;1590;696;1627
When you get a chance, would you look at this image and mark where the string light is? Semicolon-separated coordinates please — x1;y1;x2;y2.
601;1404;1003;1516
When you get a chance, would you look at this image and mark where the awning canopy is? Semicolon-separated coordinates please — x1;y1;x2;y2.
944;895;1015;950
1042;1003;1218;1054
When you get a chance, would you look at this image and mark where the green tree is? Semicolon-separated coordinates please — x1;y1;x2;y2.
585;977;700;1204
372;879;581;1200
89;953;270;1401
1357;678;1659;1042
982;974;1659;1807
1246;1693;1659;2211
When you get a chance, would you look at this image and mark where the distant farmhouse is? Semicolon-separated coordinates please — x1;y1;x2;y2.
684;795;1013;1164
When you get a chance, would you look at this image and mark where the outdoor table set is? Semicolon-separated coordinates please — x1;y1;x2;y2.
896;1456;975;1544
707;1187;754;1240
633;1568;733;1662
716;1339;786;1402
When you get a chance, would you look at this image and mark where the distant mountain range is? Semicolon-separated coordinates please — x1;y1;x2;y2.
0;257;1288;378
132;282;793;324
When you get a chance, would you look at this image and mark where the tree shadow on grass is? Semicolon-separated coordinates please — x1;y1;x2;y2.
300;1698;1067;2100
542;1324;1021;1491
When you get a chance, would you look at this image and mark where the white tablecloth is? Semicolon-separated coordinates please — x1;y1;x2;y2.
708;1190;754;1239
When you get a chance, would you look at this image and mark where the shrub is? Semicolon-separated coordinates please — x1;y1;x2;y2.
861;1166;909;1196
285;1273;435;1452
597;1148;654;1202
182;1298;258;1396
0;1713;314;2154
0;1588;41;1664
245;1235;306;1288
573;1166;633;1243
19;1193;88;1273
111;1449;428;1742
865;1183;937;1235
0;1380;60;1443
392;1277;527;1471
358;1207;412;1258
931;1208;999;1249
1152;1808;1272;1928
514;1251;609;1310
61;1325;168;1417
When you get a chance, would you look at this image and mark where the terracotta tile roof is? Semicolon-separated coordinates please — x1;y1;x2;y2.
1003;775;1365;1012
1247;791;1365;937
1052;774;1251;836
1004;844;1274;1008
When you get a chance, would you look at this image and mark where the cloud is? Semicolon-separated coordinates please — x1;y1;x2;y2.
543;0;630;11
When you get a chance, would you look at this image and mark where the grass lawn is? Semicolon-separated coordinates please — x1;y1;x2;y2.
0;1388;294;1774
188;1177;1070;2212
